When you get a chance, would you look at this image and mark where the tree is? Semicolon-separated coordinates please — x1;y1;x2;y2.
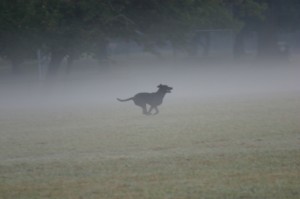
223;0;267;58
1;0;242;75
227;0;300;59
0;0;41;73
256;0;300;59
114;0;241;57
6;0;298;78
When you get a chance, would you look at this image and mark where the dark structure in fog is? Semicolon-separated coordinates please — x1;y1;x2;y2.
0;0;299;78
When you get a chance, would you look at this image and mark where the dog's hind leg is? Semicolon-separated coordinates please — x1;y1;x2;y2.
148;106;154;114
148;106;159;115
153;107;159;115
140;104;150;115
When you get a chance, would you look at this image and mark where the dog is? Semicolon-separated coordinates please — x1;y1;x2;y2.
117;84;173;115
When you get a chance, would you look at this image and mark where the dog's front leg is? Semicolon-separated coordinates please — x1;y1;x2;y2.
148;106;154;115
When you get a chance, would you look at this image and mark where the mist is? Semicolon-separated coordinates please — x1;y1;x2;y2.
2;1;300;198
1;56;299;113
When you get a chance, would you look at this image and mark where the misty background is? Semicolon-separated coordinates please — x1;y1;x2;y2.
0;0;300;110
2;2;300;199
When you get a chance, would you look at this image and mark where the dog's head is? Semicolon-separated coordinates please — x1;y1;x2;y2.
157;84;173;93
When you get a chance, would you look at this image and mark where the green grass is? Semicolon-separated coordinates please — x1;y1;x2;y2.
0;94;300;199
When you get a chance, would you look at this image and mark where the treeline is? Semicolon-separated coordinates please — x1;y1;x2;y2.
0;0;299;77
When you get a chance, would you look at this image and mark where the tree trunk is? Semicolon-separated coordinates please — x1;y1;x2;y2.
257;29;277;59
47;49;65;79
256;1;278;60
11;59;22;75
233;28;246;59
66;54;74;75
202;32;211;57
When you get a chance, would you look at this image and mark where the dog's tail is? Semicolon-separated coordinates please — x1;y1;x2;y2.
117;97;134;102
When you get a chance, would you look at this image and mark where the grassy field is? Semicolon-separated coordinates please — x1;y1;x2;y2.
0;93;300;199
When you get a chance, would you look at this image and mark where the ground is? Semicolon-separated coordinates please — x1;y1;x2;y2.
0;91;299;199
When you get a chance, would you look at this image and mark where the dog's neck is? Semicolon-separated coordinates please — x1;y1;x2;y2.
156;88;167;96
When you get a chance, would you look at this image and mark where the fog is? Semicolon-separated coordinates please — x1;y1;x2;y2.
1;57;299;113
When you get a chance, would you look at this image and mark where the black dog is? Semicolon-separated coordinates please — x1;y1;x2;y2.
117;84;173;115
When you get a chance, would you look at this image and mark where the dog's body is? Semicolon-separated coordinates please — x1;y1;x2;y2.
117;84;173;115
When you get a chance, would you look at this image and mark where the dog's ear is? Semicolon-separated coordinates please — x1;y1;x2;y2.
157;84;162;88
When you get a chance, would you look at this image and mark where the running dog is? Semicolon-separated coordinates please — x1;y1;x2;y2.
117;84;173;115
